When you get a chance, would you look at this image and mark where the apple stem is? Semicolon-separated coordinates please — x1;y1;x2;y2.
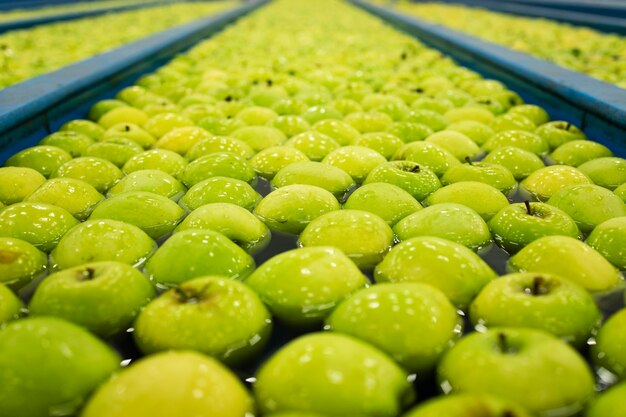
464;156;472;166
531;276;548;296
78;267;96;281
496;332;513;354
524;200;532;215
410;165;420;173
124;124;130;132
566;122;572;131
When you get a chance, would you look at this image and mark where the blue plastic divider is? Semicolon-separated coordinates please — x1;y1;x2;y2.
353;0;626;157
501;0;626;19
0;0;267;163
411;0;626;35
0;0;190;33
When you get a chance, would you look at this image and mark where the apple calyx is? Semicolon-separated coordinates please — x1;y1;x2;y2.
464;156;473;166
173;284;213;305
524;200;533;216
496;332;517;355
402;163;421;173
77;267;96;281
123;124;130;132
524;276;549;296
0;250;20;263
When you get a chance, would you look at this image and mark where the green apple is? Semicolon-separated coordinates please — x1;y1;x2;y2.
402;393;534;417
411;97;453;115
245;246;367;327
53;156;123;193
142;112;193;138
586;382;626;417
271;97;308;115
508;104;550;126
578;157;626;190
445;107;494;125
424;181;509;221
482;130;549;155
26;178;104;220
508;235;622;292
614;183;626;203
549;140;613;167
387;121;433;143
272;161;355;201
351;132;404;160
470;272;601;346
285;131;340;161
81;351;254;417
50;219;156;269
344;111;394;133
133;276;270;364
301;105;343;124
254;184;339;234
0;202;78;252
230;126;287;152
249;146;309;180
520;165;591;201
153;126;210;156
254;332;413;416
59;119;105;141
0;237;47;290
88;99;128;121
394;141;460;177
180;176;261;211
83;138;143;168
269;115;312;137
425;130;481;161
343;182;422;226
179;151;256;188
0;283;23;324
29;261;155;336
98;106;149;129
39;131;94;157
176;203;270;254
404;109;448;132
489;201;581;253
547;184;626;233
394;203;491;250
89;191;184;240
144;229;255;287
198;115;245;136
107;169;186;201
535;121;587;150
123;149;187;178
322;146;387;183
236;105;279;125
374;236;496;308
300;209;394;270
327;282;462;373
586;217;626;270
312;119;361;146
186;135;255;161
181;104;224;124
6;145;72;178
329;98;363;117
102;123;156;149
364;161;441;201
442;161;517;194
482;146;545;181
592;307;626;380
437;328;595;416
489;113;535;133
0;167;46;205
0;317;120;417
445;120;494;146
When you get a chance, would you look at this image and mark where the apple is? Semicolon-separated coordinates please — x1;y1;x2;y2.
179;151;256;188
142;112;194;138
470;272;601;346
153;126;210;156
0;202;79;253
329;98;364;117
5;145;72;178
437;328;595;416
586;217;626;270
614;183;626;203
269;115;312;137
394;141;460;177
444;107;495;125
386;121;433;143
482;146;545;181
344;111;394;133
39;131;94;157
81;351;254;417
578;157;626;190
102;123;156;149
585;382;626;417
144;229;255;287
402;393;534;417
88;99;128;122
326;282;462;373
343;182;422;226
50;219;156;269
83;137;143;168
482;130;549;155
0;167;46;205
236;105;278;125
271;97;309;115
53;156;123;193
123;149;188;178
107;169;186;201
508;235;623;292
374;236;497;308
272;161;356;202
441;161;517;195
322;145;387;183
300;209;394;270
411;97;453;114
394;203;492;250
364;161;441;201
488;201;581;253
404;109;448;132
489;113;535;133
254;333;413;416
29;261;155;336
176;202;271;254
26;177;104;220
0;317;120;417
180;176;261;212
59;119;105;141
424;130;482;161
133;275;271;364
0;283;23;324
592;307;626;380
424;181;509;221
535;121;587;150
312;119;361;145
0;237;47;290
549;140;613;167
508;104;550;126
520;165;591;202
445;120;494;146
186;135;255;161
301;105;343;124
198;115;245;136
284;131;340;162
352;132;404;160
89;191;185;240
98;106;149;129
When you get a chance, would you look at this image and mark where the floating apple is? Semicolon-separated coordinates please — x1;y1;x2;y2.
482;146;545;181
0;283;23;324
520;165;591;202
402;393;534;417
39;131;94;157
53;156;123;193
273;161;355;201
344;182;422;226
26;178;104;220
123;149;188;178
364;161;441;201
549;140;613;167
5;145;72;178
107;169;186;201
394;141;460;177
578;157;626;190
180;176;261;212
592;308;626;380
442;161;517;195
586;382;626;417
0;167;46;205
424;181;509;221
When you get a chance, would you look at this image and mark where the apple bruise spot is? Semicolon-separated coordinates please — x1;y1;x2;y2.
524;201;533;216
524;276;549;296
0;250;20;264
77;267;96;281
